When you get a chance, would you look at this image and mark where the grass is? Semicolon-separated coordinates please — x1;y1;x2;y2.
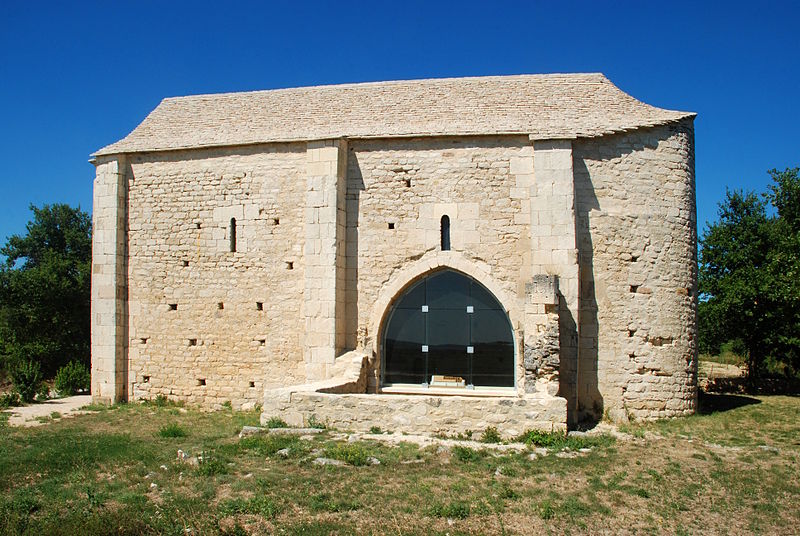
0;396;798;535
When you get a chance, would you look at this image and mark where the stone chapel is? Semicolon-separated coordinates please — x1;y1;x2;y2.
91;73;697;433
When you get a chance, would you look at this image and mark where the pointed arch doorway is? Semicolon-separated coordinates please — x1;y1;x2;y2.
381;269;515;390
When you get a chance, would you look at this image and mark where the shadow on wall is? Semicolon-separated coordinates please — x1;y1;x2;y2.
345;148;364;356
573;155;602;426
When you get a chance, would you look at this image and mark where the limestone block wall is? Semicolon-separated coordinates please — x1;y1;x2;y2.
345;136;535;387
91;157;128;403
263;391;567;436
573;119;697;421
125;144;308;408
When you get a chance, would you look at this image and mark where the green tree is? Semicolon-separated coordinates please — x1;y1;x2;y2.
0;204;92;378
699;168;800;380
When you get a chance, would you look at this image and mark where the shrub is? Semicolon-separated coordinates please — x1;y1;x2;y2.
54;361;90;396
451;445;484;462
265;416;288;429
324;443;369;466
196;451;228;476
10;360;43;403
481;426;502;443
0;391;21;408
158;423;187;438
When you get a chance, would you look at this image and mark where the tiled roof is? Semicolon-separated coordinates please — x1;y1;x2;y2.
94;73;694;156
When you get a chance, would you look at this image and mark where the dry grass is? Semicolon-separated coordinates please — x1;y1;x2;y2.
1;394;798;535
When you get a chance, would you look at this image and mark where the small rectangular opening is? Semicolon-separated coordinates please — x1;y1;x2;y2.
197;378;206;386
405;179;412;187
630;285;639;293
628;329;636;338
142;375;150;383
168;304;178;311
217;302;224;310
258;339;266;346
256;302;263;311
273;218;280;225
188;338;198;346
388;222;395;229
140;337;148;344
182;260;189;267
249;381;256;388
286;261;293;270
195;223;201;229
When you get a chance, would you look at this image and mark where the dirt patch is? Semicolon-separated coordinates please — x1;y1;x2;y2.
4;395;93;426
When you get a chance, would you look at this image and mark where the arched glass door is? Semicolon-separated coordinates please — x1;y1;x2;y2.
382;270;514;388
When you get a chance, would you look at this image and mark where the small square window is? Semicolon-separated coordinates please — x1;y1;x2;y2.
466;306;474;313
421;305;429;313
466;346;474;354
421;345;429;353
256;302;263;311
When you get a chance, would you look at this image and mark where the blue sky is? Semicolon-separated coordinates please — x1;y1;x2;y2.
0;1;797;250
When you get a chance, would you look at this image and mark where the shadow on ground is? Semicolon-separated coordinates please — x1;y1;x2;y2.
698;391;761;415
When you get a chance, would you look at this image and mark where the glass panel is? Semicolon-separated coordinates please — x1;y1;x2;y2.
427;271;469;310
471;280;503;310
471;309;514;386
384;309;425;384
428;308;469;382
395;279;426;310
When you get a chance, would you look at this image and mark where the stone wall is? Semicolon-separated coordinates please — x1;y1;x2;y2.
96;124;696;423
262;390;567;437
573;119;697;421
125;144;308;408
345;136;535;389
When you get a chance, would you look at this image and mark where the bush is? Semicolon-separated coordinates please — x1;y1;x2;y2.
196;451;228;476
53;361;90;396
0;391;21;408
481;426;502;443
158;423;187;438
10;360;43;403
265;416;288;429
451;445;484;462
324;443;369;466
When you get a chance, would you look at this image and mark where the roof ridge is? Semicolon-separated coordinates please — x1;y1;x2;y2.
160;73;609;102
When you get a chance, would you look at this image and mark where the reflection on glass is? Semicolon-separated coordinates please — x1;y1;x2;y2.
382;269;514;388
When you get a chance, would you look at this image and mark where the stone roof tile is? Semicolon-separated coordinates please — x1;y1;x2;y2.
94;73;694;156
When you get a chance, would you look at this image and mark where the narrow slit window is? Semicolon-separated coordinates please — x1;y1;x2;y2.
440;215;451;251
256;302;263;311
229;218;237;252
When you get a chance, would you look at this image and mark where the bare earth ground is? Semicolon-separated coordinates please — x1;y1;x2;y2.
4;395;92;427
